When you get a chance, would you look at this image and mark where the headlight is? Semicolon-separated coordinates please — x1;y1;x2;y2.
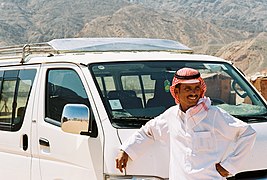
105;175;166;180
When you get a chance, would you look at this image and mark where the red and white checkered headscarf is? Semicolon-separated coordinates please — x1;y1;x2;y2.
170;67;207;104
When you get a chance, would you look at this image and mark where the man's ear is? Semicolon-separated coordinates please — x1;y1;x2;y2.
200;89;204;97
174;87;179;95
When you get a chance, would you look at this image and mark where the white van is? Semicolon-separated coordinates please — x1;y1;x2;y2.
0;38;266;179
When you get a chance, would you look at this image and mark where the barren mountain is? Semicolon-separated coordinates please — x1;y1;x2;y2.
0;0;130;44
77;5;248;47
128;0;267;33
55;3;267;75
215;32;267;76
0;0;267;75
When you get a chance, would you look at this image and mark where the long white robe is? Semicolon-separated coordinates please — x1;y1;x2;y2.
121;97;256;180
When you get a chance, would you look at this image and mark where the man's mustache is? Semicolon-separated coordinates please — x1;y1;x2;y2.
188;94;198;98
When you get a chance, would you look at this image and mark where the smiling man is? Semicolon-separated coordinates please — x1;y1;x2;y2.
116;67;256;180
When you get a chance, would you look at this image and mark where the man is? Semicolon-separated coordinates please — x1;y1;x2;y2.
116;67;256;179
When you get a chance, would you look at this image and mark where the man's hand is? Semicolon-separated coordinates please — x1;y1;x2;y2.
215;163;230;177
116;150;129;173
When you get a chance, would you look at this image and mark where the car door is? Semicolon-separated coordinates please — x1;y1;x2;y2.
35;63;103;180
0;67;37;179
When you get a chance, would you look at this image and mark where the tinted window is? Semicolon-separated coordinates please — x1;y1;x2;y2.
45;69;92;126
0;69;36;131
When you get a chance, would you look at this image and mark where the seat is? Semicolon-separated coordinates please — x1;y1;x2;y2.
107;90;143;109
147;80;175;109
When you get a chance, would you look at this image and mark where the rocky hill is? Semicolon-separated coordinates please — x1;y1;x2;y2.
77;5;248;46
215;32;267;76
128;0;267;33
0;0;129;45
0;0;267;75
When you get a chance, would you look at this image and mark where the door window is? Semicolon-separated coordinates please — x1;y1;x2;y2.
45;69;94;127
0;69;36;131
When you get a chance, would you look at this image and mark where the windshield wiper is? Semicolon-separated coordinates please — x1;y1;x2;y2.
112;116;153;121
234;114;267;123
112;116;153;128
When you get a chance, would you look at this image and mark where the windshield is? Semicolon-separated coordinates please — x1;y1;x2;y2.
90;61;267;128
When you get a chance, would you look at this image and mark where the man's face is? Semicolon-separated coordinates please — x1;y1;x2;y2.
174;82;203;112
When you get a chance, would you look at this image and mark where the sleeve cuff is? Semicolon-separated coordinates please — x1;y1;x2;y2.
120;145;138;161
220;160;238;176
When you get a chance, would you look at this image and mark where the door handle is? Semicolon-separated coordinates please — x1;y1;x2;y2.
22;134;28;151
39;138;50;147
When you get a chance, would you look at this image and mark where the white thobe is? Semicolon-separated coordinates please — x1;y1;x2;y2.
121;98;256;180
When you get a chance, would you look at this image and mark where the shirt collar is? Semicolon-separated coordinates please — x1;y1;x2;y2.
177;97;211;129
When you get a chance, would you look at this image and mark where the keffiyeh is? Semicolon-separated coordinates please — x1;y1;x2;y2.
170;67;207;104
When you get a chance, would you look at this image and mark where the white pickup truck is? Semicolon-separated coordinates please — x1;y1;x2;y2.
0;38;266;179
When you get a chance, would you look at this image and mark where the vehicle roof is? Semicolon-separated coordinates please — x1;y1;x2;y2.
0;51;230;66
48;38;192;52
0;38;230;66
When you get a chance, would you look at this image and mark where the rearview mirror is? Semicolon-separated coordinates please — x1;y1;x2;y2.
61;104;90;135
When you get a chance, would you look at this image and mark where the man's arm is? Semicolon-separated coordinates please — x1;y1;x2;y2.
215;109;256;175
115;112;169;172
220;125;256;175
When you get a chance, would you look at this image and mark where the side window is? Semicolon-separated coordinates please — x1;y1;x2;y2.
121;75;155;106
96;76;116;97
0;69;36;131
121;75;142;98
141;75;156;103
45;69;93;126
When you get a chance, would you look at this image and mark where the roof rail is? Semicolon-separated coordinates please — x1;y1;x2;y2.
21;43;58;63
0;42;57;63
0;38;193;63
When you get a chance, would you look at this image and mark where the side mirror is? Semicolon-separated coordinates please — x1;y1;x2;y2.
61;104;90;135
